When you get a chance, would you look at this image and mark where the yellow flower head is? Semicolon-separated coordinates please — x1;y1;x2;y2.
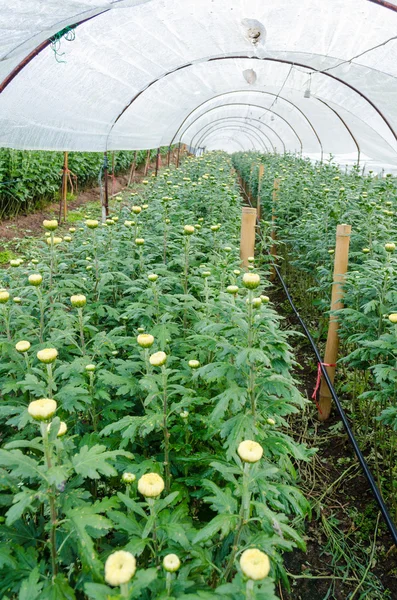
149;351;167;367
122;472;136;484
46;237;63;246
85;219;99;229
0;291;10;304
385;242;396;253
16;340;31;353
28;398;57;421
240;548;270;581
147;273;158;282
226;285;239;295
28;274;43;286
188;359;200;369
388;314;397;324
242;273;260;290
70;294;87;308
137;333;154;348
237;440;263;463
131;206;142;215
48;420;67;436
163;554;181;573
43;219;58;231
138;473;165;498
105;551;136;586
183;225;195;236
135;238;145;246
37;348;58;364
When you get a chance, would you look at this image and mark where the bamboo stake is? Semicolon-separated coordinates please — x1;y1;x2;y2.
155;147;160;176
240;207;257;268
318;223;352;421
144;149;151;176
111;151;115;198
257;164;264;220
270;178;280;281
128;150;138;186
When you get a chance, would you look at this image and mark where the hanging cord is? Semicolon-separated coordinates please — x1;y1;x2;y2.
50;26;76;63
240;171;397;546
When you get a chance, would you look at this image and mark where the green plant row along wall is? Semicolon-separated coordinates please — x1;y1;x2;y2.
0;147;171;220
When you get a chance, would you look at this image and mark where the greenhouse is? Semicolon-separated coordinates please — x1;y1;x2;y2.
0;1;397;598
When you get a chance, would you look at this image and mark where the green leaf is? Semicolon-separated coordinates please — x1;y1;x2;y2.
0;449;46;482
19;567;43;600
41;575;76;600
193;514;238;544
72;445;131;479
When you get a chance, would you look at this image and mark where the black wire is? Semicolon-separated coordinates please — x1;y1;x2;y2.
272;259;397;546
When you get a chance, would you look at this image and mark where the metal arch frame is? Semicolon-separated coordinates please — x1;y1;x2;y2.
195;122;272;153
189;115;286;152
174;89;323;159
196;125;269;153
203;135;247;152
367;0;397;11
101;55;397;149
190;117;279;153
314;97;361;164
176;102;303;154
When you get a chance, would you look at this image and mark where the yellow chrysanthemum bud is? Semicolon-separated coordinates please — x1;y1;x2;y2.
385;243;396;253
135;238;145;246
0;291;10;303
28;274;43;286
247;256;255;263
15;340;31;353
13;297;22;304
242;273;260;290
105;551;136;587
43;219;58;231
69;227;76;233
70;294;87;308
131;206;142;215
37;348;58;364
28;398;57;421
122;472;136;484
260;295;270;304
124;220;133;226
210;224;221;232
163;554;181;573
267;418;276;426
85;219;99;229
48;420;67;436
149;351;167;367
233;269;241;276
237;440;263;463
138;473;165;498
137;334;154;348
240;549;270;581
188;359;200;369
46;237;62;246
183;225;195;235
147;273;158;282
388;314;397;324
85;364;96;372
64;236;72;242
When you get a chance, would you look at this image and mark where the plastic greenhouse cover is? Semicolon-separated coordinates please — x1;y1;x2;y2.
1;0;397;171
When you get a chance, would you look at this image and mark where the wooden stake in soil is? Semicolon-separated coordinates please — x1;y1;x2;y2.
144;149;151;176
176;143;181;168
128;150;138;186
240;207;257;268
155;147;161;176
167;145;171;167
257;164;265;220
270;178;280;281
318;223;352;421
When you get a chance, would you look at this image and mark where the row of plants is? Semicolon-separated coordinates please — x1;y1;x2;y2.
0;152;310;599
233;151;397;518
0;147;171;220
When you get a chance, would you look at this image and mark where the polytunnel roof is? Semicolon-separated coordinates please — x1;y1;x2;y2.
1;0;397;170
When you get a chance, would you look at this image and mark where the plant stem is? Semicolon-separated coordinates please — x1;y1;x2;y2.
46;364;54;398
166;572;172;596
3;305;11;341
36;288;45;343
246;579;255;600
247;290;256;420
40;422;58;577
77;307;86;354
147;498;160;566
162;365;171;492
224;463;251;581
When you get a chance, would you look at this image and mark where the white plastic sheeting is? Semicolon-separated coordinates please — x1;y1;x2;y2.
1;0;397;170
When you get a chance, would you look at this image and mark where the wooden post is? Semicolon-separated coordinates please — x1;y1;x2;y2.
128;150;138;186
176;143;181;168
144;149;151;176
270;178;280;281
155;147;160;176
318;223;352;421
104;151;109;217
61;151;68;222
240;207;257;268
111;151;115;198
167;145;171;167
257;164;264;220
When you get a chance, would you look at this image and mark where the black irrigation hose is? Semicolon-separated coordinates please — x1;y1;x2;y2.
237;172;397;545
272;261;397;545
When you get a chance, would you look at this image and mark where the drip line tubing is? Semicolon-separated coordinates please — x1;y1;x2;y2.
239;170;397;546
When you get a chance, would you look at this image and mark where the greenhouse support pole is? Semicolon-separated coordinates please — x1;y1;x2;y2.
176;143;181;168
128;151;138;186
111;151;115;198
103;152;109;218
319;223;351;421
257;164;264;220
155;147;160;176
144;150;151;176
167;145;171;167
240;207;257;268
270;178;280;281
61;151;68;222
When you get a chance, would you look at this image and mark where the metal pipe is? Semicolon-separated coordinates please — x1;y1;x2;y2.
194;123;271;153
199;126;269;153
